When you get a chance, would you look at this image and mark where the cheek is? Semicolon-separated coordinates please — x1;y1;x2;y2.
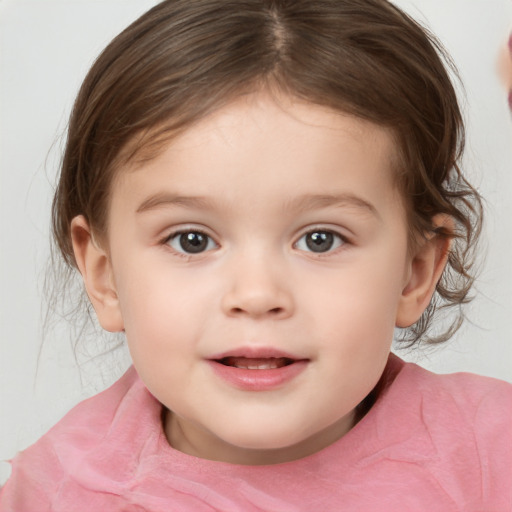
115;273;199;397
114;264;184;348
306;249;406;319
114;259;222;361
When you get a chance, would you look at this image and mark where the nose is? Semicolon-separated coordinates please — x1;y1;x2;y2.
220;253;294;320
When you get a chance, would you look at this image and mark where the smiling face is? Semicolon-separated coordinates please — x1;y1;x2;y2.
72;93;447;465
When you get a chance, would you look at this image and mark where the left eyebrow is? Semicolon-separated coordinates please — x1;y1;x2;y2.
136;193;215;213
284;193;380;219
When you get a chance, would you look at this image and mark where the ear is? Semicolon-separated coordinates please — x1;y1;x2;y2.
71;215;124;332
396;215;452;328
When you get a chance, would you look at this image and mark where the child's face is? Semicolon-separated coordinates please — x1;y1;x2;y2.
88;93;432;465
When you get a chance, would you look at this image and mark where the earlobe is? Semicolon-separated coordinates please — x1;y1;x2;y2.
396;215;452;328
70;215;124;332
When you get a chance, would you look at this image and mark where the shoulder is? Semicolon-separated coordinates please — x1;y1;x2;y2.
375;354;512;444
34;365;145;451
397;357;512;418
0;367;159;511
389;356;512;439
383;356;512;508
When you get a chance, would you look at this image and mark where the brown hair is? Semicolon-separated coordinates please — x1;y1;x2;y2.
51;0;482;345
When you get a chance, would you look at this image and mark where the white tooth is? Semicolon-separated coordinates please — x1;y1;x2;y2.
232;361;284;370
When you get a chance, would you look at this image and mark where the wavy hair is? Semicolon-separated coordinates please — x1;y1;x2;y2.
51;0;482;345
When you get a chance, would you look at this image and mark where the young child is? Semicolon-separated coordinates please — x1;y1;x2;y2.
1;0;511;510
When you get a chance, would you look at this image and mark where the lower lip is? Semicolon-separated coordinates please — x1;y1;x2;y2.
207;360;308;391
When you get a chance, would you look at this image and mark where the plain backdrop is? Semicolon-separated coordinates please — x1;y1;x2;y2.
1;0;511;485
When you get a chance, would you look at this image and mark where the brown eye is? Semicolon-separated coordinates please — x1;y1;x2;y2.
295;230;344;253
167;231;217;254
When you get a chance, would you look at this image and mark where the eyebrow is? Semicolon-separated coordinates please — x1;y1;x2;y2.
136;191;379;219
284;193;380;219
136;193;215;213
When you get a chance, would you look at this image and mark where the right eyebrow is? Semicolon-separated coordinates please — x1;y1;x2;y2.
136;193;215;213
284;193;381;220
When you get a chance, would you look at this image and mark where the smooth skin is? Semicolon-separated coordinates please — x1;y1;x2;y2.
71;92;450;465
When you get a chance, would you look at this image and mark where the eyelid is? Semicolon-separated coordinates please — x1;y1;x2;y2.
293;226;349;254
161;225;219;256
162;226;212;242
294;225;350;241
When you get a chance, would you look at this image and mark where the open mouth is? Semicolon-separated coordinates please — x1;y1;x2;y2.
208;352;308;390
216;357;295;370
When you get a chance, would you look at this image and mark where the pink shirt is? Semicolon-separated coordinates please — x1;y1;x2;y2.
1;355;511;511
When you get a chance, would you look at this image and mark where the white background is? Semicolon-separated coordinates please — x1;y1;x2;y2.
1;0;511;485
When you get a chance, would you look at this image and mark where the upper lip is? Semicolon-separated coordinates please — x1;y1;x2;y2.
208;346;307;361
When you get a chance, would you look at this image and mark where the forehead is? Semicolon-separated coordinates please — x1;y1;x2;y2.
199;94;389;149
111;93;403;218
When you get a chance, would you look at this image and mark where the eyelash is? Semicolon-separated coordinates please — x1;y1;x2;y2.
162;228;218;258
293;228;348;255
161;227;349;258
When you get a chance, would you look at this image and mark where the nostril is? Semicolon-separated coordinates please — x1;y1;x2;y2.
229;306;285;316
222;288;293;318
